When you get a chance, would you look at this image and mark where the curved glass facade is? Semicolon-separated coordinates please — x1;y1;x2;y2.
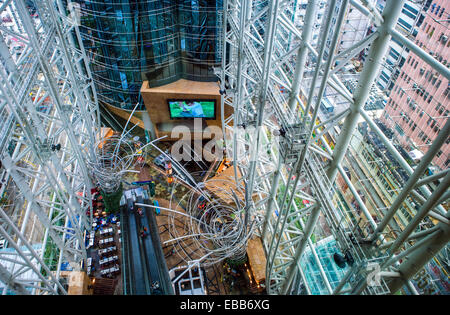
73;0;223;110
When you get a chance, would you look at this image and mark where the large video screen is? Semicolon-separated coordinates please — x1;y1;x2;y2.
168;99;216;119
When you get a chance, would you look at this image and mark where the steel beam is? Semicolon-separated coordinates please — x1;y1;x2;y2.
327;0;406;182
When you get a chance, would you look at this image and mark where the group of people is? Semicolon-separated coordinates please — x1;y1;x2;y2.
129;205;149;238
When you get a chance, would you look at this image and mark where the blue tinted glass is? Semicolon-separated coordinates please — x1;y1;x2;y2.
74;0;223;110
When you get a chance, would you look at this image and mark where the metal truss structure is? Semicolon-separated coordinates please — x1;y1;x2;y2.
219;0;449;295
0;0;448;296
0;0;99;294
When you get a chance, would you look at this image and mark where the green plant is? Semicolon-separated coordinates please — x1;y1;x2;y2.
101;184;123;214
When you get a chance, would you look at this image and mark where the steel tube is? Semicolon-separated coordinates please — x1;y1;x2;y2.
371;118;450;241
327;0;406;182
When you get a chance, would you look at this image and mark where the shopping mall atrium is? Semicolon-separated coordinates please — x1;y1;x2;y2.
0;0;448;296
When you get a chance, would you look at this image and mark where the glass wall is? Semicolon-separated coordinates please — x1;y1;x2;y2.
71;0;223;110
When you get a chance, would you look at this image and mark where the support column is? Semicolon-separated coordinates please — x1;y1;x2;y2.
281;204;320;294
387;216;449;294
386;172;450;257
370;118;450;241
327;0;405;182
262;153;283;240
288;0;317;112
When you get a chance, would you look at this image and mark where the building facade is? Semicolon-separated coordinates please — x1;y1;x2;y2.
375;0;430;92
381;0;450;170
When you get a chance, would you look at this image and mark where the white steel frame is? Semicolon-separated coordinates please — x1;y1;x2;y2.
219;0;449;295
0;0;98;294
0;0;448;296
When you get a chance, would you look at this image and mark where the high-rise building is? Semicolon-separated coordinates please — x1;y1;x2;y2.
381;0;449;171
376;0;430;91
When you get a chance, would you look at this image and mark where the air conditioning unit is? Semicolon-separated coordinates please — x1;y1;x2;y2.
441;35;448;43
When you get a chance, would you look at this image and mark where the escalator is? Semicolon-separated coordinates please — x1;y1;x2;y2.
121;188;173;295
120;196;150;294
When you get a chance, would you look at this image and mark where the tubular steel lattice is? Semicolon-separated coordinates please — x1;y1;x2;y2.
0;0;448;296
219;0;449;295
0;0;99;294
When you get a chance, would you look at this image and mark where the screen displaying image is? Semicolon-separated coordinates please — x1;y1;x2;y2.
168;100;215;119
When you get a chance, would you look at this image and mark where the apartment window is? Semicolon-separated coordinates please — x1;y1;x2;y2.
444;86;450;97
429;27;435;37
414;61;418;69
398;18;413;31
395;123;405;136
404;3;419;16
389;48;400;60
436;80;441;88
